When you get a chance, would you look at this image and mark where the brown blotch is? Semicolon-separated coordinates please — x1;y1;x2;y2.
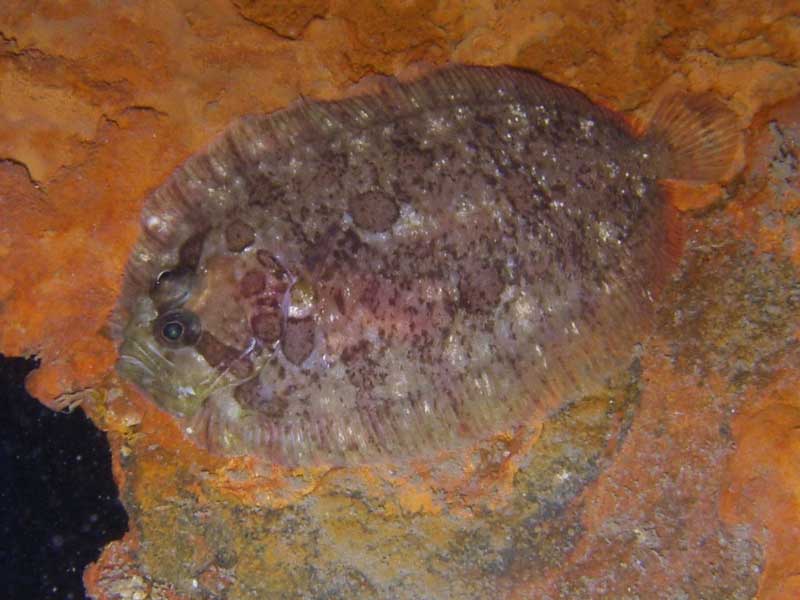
459;264;505;312
256;250;285;277
179;228;209;268
225;219;255;252
338;228;364;254
196;332;230;368
251;309;282;344
332;288;346;316
196;331;252;377
340;339;371;366
234;377;288;419
229;356;253;378
305;224;341;272
281;317;315;365
348;191;399;233
506;174;547;216
240;269;266;297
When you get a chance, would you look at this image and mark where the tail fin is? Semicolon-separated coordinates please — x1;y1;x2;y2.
645;93;742;183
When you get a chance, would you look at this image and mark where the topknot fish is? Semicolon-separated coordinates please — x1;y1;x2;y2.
113;65;740;466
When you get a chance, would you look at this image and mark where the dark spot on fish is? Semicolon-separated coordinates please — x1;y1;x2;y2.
305;224;341;272
256;250;288;282
459;264;505;312
251;309;282;344
240;269;266;297
233;359;254;378
179;229;209;268
575;164;594;189
340;339;371;366
234;377;289;419
282;317;315;365
225;219;255;252
333;288;346;316
196;331;251;376
551;182;567;196
349;191;399;233
395;147;433;180
505;172;547;216
338;228;364;254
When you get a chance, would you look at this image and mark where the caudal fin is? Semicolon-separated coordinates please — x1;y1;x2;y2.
645;93;742;183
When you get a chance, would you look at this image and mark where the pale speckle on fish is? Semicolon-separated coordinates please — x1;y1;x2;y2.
113;65;740;466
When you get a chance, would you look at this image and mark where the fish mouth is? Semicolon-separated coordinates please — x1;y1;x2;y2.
116;332;219;418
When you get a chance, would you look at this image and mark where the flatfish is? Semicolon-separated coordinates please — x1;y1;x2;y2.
114;65;739;466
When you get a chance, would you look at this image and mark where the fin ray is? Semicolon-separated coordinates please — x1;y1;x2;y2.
645;93;742;183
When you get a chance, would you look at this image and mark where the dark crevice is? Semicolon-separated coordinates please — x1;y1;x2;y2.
0;354;128;600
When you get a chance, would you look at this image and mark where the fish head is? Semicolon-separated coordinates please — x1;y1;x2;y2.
116;252;266;419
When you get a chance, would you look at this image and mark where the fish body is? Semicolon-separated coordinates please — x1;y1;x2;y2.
115;66;738;466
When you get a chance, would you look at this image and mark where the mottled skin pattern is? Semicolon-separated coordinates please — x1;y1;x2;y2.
116;66;675;466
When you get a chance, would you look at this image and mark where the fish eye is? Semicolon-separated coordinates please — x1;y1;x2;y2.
162;320;184;341
150;267;195;308
154;310;201;347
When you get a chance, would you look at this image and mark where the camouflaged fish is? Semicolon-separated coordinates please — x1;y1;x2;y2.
113;65;739;466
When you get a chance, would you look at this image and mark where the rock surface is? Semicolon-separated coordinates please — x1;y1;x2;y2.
1;1;799;599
